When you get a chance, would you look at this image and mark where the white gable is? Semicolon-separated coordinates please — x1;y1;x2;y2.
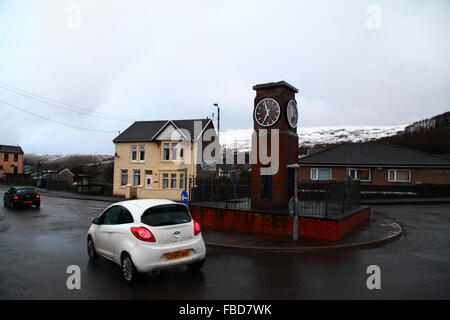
155;123;184;141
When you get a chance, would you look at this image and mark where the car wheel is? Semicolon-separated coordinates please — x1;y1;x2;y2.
121;253;139;284
35;203;40;209
87;237;99;260
187;259;205;271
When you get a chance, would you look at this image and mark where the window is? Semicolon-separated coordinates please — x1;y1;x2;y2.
171;143;178;160
311;168;332;181
180;148;184;161
348;168;371;181
163;143;170;160
131;145;137;161
388;169;411;182
4;153;8;162
121;169;128;186
170;173;177;189
100;206;122;225
133;170;141;186
13;167;17;174
141;204;191;227
118;207;134;224
14;154;18;162
139;146;146;161
162;173;169;189
179;173;184;190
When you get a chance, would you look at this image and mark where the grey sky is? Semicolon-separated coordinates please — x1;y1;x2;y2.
0;0;449;155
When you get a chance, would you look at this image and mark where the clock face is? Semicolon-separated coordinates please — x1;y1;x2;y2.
254;98;281;127
286;100;298;128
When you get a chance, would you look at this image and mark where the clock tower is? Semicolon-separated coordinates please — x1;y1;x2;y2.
251;81;299;211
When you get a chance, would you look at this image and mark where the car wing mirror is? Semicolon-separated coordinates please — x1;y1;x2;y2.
92;217;100;225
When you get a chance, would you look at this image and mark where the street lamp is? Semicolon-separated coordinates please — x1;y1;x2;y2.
213;103;220;177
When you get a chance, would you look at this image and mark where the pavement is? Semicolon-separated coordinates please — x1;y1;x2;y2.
33;187;406;252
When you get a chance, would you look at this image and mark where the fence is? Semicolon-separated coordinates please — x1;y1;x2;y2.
2;174;113;196
296;180;360;217
189;177;361;217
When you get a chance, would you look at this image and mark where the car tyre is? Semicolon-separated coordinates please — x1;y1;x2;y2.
35;203;40;209
87;237;99;260
121;253;139;284
187;258;205;271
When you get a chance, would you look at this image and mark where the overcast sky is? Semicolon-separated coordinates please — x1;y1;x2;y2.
0;0;449;155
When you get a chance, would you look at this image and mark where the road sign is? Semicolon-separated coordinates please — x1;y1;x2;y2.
181;190;189;205
288;196;295;217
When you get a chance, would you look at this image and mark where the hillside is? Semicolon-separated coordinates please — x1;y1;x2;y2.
220;112;449;156
220;125;407;151
374;112;449;156
24;154;113;169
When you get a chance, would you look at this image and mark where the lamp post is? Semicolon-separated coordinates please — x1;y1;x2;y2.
213;103;220;177
287;163;300;240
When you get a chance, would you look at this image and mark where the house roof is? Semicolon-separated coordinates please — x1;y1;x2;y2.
298;143;450;167
0;145;23;154
58;168;75;176
113;118;213;143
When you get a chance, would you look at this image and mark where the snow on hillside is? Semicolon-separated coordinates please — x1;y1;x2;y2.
24;153;113;165
220;125;407;151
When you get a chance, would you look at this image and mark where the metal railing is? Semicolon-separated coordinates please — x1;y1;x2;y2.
189;177;361;217
296;180;360;217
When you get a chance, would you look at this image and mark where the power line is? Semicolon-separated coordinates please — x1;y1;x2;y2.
0;98;118;133
0;81;134;122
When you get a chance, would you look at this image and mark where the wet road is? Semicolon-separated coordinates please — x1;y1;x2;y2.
0;186;449;299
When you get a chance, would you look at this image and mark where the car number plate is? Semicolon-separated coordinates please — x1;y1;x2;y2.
165;250;190;261
23;201;33;204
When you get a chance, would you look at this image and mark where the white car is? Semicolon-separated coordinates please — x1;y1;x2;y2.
87;199;206;283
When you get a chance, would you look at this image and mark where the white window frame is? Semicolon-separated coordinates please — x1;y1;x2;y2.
162;173;169;189
347;168;371;182
171;143;178;161
310;168;332;181
131;145;137;162
388;169;411;183
162;143;170;161
133;170;141;186
139;145;146;162
170;173;177;189
179;173;184;190
120;169;128;186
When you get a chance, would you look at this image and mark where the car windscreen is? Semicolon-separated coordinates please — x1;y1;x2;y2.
141;204;191;227
16;188;37;194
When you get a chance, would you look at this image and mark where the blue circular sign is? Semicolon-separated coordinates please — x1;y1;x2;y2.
181;190;189;204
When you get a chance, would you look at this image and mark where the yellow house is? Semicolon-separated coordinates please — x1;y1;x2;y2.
112;118;216;201
0;145;24;176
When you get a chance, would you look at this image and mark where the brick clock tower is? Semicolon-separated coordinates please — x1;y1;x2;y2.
251;81;299;211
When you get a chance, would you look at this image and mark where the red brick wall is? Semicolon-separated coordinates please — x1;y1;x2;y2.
298;166;450;185
189;205;370;241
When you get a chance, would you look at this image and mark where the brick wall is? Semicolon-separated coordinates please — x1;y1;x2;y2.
298;166;450;185
189;205;370;241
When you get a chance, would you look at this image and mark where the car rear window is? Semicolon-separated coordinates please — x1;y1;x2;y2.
16;188;36;194
141;204;191;227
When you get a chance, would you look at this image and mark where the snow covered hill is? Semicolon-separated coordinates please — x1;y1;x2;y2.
220;125;407;151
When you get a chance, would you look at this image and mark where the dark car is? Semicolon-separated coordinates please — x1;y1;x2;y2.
3;187;40;209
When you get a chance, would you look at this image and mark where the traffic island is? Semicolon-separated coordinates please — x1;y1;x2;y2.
201;215;402;252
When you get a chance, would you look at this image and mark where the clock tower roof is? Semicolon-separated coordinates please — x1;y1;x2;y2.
252;81;299;93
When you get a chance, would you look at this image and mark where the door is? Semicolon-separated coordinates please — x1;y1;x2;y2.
95;206;121;259
145;174;153;189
